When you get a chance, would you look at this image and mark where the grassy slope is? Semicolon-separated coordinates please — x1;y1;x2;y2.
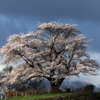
1;92;100;100
1;92;68;100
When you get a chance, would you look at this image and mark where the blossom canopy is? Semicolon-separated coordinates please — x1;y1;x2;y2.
0;22;99;87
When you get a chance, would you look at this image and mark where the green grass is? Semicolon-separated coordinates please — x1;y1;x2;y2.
1;92;69;100
1;92;100;100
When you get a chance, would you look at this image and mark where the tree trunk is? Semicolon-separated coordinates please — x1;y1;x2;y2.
8;85;10;91
50;78;64;92
51;84;60;92
46;77;64;92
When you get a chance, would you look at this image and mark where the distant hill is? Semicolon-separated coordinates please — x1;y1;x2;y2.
60;79;100;92
61;79;88;88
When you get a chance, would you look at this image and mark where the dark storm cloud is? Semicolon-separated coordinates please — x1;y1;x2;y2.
0;0;100;51
0;16;37;48
0;0;100;22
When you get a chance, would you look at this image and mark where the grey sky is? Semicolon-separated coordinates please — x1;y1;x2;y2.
0;0;100;21
0;0;100;85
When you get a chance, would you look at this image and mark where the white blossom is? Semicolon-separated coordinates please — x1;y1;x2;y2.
0;21;99;87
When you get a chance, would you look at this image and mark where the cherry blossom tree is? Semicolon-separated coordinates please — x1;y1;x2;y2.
0;21;99;92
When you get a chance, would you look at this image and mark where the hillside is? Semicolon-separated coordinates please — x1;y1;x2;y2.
60;80;100;92
1;92;100;100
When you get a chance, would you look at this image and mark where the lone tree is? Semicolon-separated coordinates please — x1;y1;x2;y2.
0;22;99;92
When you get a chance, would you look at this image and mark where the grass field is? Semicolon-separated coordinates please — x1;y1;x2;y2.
1;92;68;100
1;92;100;100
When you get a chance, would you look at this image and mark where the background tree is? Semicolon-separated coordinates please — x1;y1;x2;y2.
1;66;13;91
15;78;44;92
2;66;13;74
0;66;13;98
0;66;20;94
26;78;45;90
0;22;99;92
83;84;94;92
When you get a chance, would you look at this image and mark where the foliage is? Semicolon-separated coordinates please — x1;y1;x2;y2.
0;21;99;91
0;66;14;99
2;66;13;74
83;84;94;92
15;78;44;92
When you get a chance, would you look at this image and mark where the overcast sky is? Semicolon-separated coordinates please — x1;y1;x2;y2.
0;0;100;85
